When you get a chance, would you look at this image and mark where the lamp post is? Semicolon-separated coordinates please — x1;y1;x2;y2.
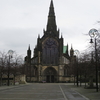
89;28;99;92
98;71;100;90
74;50;80;87
7;50;14;86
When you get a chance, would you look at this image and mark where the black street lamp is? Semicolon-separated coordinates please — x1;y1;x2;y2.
74;50;80;87
89;28;99;92
7;50;14;86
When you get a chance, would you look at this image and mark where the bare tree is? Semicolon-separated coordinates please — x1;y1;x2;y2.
0;51;24;86
10;52;23;85
0;51;8;86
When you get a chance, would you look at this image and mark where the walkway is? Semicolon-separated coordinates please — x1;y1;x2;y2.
0;83;99;100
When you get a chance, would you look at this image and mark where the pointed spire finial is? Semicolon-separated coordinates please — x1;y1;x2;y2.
71;44;73;49
48;0;55;17
28;44;30;50
38;34;40;38
61;33;63;38
67;43;68;48
50;0;53;7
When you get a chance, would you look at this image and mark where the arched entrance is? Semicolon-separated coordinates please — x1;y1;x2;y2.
43;67;57;83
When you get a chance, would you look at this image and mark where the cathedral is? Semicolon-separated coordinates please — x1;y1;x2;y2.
24;0;76;83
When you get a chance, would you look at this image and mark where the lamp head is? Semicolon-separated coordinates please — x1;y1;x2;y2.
8;50;14;58
90;38;93;43
89;28;99;38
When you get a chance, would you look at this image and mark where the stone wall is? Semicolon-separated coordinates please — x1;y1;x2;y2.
1;74;26;85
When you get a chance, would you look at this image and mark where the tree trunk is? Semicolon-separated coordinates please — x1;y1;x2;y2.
85;74;87;87
0;73;2;86
13;75;15;85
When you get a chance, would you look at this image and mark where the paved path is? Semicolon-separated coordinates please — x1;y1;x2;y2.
0;83;89;100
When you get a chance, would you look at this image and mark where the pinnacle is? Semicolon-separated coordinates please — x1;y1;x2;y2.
50;0;53;7
49;0;55;16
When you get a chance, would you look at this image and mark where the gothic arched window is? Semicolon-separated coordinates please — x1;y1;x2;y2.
42;38;59;65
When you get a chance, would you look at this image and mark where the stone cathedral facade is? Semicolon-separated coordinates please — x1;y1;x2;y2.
24;0;76;83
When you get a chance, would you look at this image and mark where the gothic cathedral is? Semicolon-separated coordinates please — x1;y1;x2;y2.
24;0;76;83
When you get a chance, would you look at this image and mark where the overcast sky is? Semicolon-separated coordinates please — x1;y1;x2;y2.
0;0;100;57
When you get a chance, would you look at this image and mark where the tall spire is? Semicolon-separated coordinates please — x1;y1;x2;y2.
46;0;57;33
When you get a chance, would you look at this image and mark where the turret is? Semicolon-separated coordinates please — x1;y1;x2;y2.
37;34;41;51
70;45;74;57
27;45;31;63
59;34;63;57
